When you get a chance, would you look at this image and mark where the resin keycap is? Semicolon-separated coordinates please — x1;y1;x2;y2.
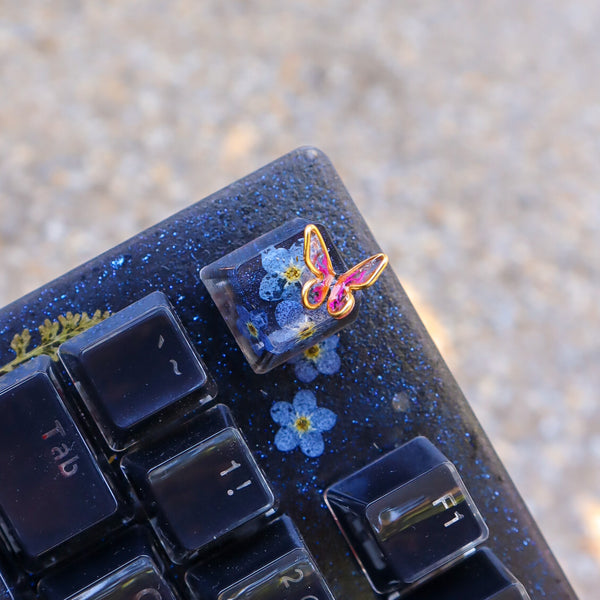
122;404;276;563
59;556;175;600
186;515;335;600
59;291;216;450
0;356;119;570
0;572;12;600
200;219;360;374
218;548;335;600
324;436;488;595
402;547;531;600
39;526;176;600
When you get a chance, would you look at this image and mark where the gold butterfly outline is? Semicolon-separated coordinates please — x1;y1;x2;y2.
301;224;389;319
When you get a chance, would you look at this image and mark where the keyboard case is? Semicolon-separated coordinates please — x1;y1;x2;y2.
0;147;577;599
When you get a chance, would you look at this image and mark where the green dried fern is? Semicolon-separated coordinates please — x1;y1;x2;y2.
0;310;110;375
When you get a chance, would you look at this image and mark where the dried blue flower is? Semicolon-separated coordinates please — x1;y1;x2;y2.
258;240;306;302
235;305;272;354
271;390;337;457
268;300;320;354
289;334;341;382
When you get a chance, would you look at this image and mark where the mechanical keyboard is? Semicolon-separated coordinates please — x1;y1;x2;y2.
0;147;578;599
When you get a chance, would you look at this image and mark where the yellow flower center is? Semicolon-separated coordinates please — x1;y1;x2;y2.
246;321;258;338
283;264;302;282
304;344;321;360
297;323;316;341
294;415;312;433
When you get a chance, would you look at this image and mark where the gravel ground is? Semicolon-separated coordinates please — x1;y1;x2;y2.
0;2;598;598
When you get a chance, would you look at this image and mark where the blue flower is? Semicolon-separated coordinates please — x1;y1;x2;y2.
259;240;306;302
271;390;337;457
289;334;341;382
235;305;271;354
268;300;320;354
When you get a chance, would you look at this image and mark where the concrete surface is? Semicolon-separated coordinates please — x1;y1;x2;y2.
0;2;598;597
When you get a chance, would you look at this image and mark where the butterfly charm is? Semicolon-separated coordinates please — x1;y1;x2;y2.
301;224;389;319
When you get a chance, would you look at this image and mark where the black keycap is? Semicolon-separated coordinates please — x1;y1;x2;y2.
38;526;172;600
186;515;335;600
365;462;487;582
122;404;276;563
402;547;531;600
219;547;334;600
54;556;176;600
59;291;216;450
0;572;13;600
324;436;488;595
0;553;19;600
0;356;119;570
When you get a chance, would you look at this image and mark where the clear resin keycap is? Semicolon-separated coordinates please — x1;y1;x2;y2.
59;291;216;450
402;547;531;600
217;548;335;600
324;436;488;595
200;219;360;374
185;515;335;600
61;556;176;600
0;356;121;571
39;526;176;600
0;569;13;600
121;404;276;563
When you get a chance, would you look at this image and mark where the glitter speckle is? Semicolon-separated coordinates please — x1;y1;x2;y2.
111;256;125;269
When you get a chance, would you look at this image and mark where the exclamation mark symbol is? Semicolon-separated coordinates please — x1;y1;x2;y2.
227;480;252;496
220;460;241;477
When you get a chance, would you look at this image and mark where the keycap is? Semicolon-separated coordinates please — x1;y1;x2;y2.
121;404;276;563
0;552;19;600
0;572;13;600
200;218;360;373
59;291;216;450
185;515;336;600
0;356;120;571
324;436;488;595
69;556;177;600
48;556;175;600
401;547;531;600
219;548;335;600
39;526;176;600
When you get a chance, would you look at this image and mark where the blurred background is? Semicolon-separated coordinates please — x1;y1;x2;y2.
0;2;598;597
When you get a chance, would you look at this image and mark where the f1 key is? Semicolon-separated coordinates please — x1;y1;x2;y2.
325;436;488;595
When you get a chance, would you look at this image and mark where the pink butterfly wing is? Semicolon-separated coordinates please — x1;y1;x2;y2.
327;253;389;318
302;225;336;309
